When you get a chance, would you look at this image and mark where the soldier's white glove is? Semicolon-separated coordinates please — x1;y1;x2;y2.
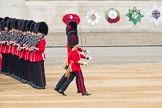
83;61;88;66
85;50;90;53
80;52;85;55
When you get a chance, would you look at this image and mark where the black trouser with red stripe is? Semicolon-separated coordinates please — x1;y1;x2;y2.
59;70;86;94
55;74;67;91
55;73;81;92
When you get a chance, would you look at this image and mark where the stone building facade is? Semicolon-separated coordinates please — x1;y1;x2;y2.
0;0;162;46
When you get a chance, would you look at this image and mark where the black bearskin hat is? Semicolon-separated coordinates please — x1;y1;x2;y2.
25;20;34;31
67;31;79;48
0;18;3;30
13;19;18;30
29;21;36;32
3;17;10;30
66;21;77;36
6;18;13;30
10;18;16;29
33;22;40;33
21;20;28;32
37;22;48;35
17;19;24;31
0;17;3;22
4;17;9;27
0;20;5;30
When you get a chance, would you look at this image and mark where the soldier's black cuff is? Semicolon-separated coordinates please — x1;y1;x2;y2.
87;57;89;60
64;65;69;70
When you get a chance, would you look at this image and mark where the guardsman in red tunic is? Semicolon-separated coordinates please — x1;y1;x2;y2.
0;17;49;89
29;22;48;89
58;26;91;96
0;17;3;71
10;19;19;79
24;21;36;86
1;17;11;75
55;14;91;93
20;20;35;85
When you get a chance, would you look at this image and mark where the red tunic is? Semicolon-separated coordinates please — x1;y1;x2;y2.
30;38;46;62
25;50;30;61
66;43;84;54
19;49;26;59
0;44;3;54
12;46;17;55
68;48;81;72
8;45;12;54
66;43;86;59
3;45;9;54
15;47;20;56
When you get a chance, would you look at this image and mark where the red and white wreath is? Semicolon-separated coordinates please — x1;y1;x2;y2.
105;8;120;24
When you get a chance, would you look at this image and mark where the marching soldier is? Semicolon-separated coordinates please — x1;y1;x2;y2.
54;14;91;93
58;28;91;96
55;14;91;96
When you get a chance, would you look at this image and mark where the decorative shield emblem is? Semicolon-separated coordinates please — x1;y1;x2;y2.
62;13;80;25
85;10;101;25
152;10;160;20
148;3;162;26
126;7;144;25
105;8;120;24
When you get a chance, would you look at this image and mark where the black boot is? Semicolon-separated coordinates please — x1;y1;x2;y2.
54;87;59;92
82;92;91;96
77;91;82;93
58;90;67;96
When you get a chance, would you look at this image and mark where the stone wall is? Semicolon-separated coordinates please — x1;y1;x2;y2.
1;0;162;46
1;0;162;33
25;1;162;33
46;32;162;47
0;0;26;19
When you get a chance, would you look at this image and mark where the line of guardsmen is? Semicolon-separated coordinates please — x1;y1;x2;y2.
0;17;48;89
54;14;92;96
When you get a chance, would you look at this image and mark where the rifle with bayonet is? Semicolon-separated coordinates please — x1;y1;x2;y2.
28;34;45;52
